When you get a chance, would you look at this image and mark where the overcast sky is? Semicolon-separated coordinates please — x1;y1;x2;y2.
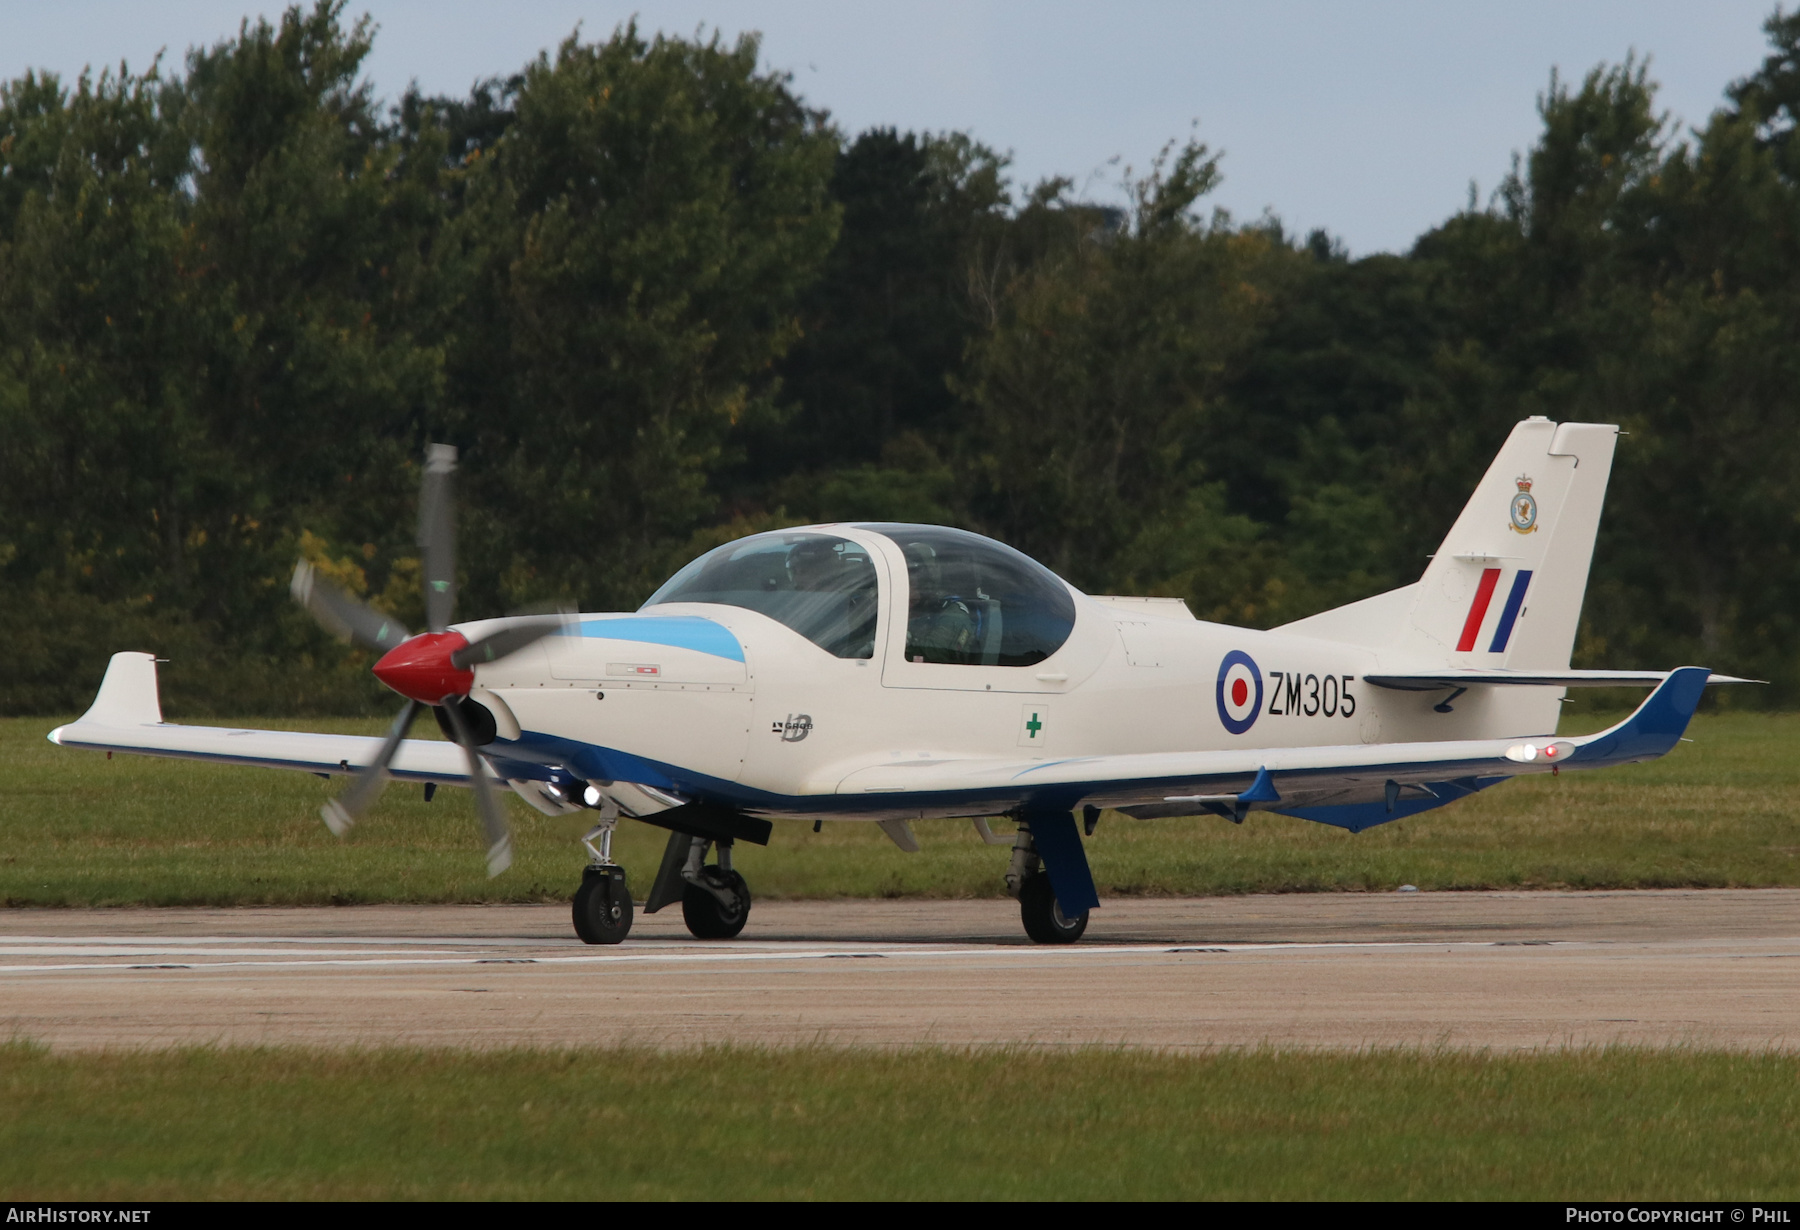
1;2;1782;254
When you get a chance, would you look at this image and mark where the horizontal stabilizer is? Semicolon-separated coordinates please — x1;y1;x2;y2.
1365;669;1758;691
1568;665;1712;766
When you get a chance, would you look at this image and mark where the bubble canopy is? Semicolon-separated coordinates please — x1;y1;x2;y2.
642;532;880;659
860;524;1076;668
643;524;1077;666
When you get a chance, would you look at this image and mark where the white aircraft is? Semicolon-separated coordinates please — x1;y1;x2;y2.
50;419;1751;944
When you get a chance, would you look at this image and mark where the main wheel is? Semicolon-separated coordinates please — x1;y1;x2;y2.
681;867;751;939
1019;873;1087;944
573;866;633;945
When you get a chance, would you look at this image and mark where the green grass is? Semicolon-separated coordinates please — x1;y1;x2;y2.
1;1043;1796;1199
2;710;1798;906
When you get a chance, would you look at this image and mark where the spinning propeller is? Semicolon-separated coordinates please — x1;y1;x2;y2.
290;444;565;877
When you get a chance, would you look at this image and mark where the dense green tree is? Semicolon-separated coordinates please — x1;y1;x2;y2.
0;2;443;712
1;2;1797;713
434;24;841;611
952;141;1296;616
749;128;1007;476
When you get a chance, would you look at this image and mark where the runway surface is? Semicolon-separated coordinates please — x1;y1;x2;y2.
2;889;1797;1051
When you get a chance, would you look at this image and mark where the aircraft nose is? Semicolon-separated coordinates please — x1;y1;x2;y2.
371;631;475;704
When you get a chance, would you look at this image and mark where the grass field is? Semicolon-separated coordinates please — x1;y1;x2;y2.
0;1043;1795;1200
2;710;1797;906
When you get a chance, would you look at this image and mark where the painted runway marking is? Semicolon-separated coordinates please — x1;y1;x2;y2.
0;935;559;948
0;936;1795;977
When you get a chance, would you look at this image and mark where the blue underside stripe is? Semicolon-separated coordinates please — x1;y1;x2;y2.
490;730;1548;823
485;667;1710;819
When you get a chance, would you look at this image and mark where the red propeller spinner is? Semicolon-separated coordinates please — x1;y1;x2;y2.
287;443;569;879
371;631;475;705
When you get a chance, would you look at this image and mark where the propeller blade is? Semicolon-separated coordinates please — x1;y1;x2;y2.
419;443;457;633
291;561;412;654
441;696;512;877
449;612;572;671
320;699;422;836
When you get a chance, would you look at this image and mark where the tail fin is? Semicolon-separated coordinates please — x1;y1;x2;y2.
1407;418;1617;668
1279;417;1618;669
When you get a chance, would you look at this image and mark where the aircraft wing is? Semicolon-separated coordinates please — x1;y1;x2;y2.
48;652;479;784
829;666;1716;815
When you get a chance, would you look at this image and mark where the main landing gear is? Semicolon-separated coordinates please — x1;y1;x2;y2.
650;832;752;939
1004;813;1098;944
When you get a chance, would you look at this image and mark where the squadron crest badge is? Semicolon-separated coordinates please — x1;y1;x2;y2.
1509;475;1538;534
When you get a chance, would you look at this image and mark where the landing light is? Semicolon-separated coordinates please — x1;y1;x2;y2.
583;785;603;807
1504;741;1573;764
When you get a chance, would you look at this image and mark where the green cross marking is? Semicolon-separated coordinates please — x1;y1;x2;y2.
1026;712;1043;738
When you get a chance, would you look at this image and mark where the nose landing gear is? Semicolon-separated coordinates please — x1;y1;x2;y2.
571;799;634;945
573;864;633;944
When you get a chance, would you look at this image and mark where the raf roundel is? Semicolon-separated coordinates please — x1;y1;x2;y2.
1215;650;1263;735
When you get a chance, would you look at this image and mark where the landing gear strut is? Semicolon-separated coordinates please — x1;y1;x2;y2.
572;799;633;944
644;831;752;939
1005;819;1090;944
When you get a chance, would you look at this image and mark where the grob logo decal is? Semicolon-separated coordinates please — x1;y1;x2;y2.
1216;650;1263;735
772;714;812;742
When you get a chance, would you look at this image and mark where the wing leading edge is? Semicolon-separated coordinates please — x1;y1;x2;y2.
49;652;477;784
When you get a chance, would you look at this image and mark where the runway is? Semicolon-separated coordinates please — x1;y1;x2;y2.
2;889;1797;1051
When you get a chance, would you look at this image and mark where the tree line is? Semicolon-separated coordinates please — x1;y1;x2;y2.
3;1;1796;714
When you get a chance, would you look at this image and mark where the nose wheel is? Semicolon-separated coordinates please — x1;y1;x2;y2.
572;864;633;944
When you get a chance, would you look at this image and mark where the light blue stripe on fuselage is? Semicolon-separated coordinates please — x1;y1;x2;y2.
577;615;745;662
